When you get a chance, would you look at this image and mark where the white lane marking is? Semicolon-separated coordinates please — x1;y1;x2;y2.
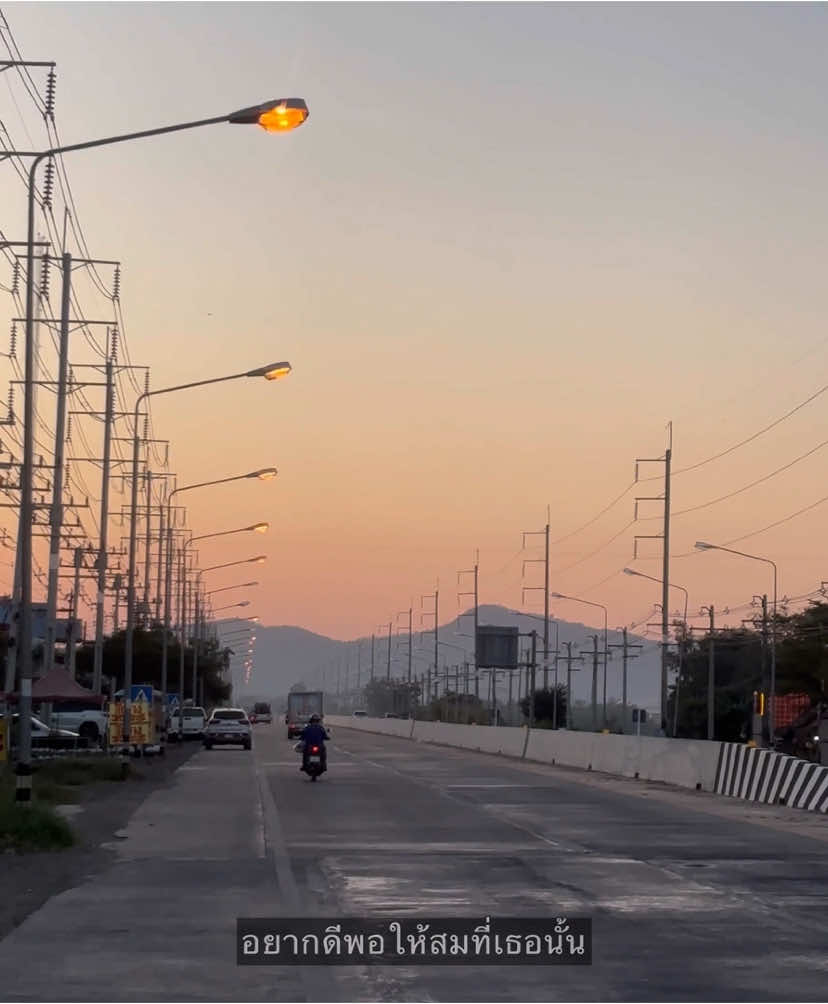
254;758;339;1001
444;783;541;788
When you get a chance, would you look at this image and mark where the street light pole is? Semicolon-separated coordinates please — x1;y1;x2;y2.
157;466;276;730
15;99;307;801
623;567;688;736
551;593;608;729
695;542;778;741
125;371;285;739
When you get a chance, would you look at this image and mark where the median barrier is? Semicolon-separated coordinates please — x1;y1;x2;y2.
414;721;527;757
326;714;824;811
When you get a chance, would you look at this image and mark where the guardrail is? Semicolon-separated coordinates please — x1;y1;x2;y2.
326;715;828;814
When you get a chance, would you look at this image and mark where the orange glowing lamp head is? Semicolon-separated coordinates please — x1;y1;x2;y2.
228;99;309;134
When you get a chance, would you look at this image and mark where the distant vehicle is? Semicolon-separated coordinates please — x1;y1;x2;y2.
252;701;272;724
203;708;252;750
169;706;206;740
287;691;323;740
37;700;107;745
352;709;368;718
383;712;401;719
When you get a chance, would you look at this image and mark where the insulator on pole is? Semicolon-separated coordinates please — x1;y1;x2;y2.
11;261;20;297
112;264;121;301
9;322;16;359
42;158;55;211
39;255;50;299
44;69;57;121
111;326;119;363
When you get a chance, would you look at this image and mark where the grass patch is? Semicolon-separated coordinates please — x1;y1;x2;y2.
36;757;130;787
0;799;75;852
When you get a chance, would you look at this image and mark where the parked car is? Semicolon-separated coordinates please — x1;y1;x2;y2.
37;700;107;745
11;715;88;751
352;710;368;718
203;708;252;750
168;706;206;740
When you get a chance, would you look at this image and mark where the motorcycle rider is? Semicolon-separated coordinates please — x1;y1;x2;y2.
300;714;328;774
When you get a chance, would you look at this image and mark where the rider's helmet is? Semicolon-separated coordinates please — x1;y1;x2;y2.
309;714;321;724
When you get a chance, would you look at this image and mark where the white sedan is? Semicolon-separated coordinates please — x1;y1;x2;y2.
203;709;252;750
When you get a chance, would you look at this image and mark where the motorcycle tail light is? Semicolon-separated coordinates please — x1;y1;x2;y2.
310;746;319;754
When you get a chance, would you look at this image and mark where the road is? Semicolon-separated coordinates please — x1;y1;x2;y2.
1;725;827;1001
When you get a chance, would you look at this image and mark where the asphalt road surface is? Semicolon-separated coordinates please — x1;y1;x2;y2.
1;725;827;1001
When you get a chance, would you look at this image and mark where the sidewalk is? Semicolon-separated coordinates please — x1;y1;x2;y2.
0;750;302;1002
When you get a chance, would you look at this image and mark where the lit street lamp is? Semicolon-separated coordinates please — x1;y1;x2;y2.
159;473;275;717
695;541;778;740
126;373;285;722
14;99;306;801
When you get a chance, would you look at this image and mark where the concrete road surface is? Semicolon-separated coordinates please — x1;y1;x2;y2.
1;725;827;1001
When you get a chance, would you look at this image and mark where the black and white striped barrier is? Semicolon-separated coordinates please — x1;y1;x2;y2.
714;743;828;813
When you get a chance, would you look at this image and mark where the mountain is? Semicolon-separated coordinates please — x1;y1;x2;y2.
232;605;663;712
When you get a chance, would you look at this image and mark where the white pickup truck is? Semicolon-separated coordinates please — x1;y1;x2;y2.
37;700;108;745
168;706;207;740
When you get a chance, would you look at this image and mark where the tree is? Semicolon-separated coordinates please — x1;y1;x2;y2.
72;625;231;706
519;686;567;729
670;603;828;741
422;690;488;724
289;681;310;693
363;678;419;717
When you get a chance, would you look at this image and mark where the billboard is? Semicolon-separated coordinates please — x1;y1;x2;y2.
476;626;519;669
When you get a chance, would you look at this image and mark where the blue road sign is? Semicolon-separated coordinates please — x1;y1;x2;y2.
165;694;179;709
130;684;153;704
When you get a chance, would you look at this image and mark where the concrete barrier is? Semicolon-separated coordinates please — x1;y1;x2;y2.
325;715;824;812
715;743;828;813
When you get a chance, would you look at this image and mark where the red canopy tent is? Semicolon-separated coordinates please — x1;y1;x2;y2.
2;667;104;704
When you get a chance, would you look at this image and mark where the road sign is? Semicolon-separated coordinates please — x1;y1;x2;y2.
165;694;179;710
130;684;153;705
129;685;153;744
108;700;124;745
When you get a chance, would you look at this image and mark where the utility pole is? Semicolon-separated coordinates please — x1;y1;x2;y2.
387;621;392;680
113;572;123;632
421;585;439;697
522;514;551;688
634;422;672;734
608;628;642;732
562;641;583;729
66;546;83;678
408;607;413;683
701;604;715;740
43;253;72;673
92;355;114;693
370;632;375;681
397;606;414;684
529;631;537;730
590;634;599;731
192;588;200;703
458;550;479;694
142;468;153;619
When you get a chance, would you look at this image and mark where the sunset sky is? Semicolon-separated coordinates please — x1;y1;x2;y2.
2;3;828;645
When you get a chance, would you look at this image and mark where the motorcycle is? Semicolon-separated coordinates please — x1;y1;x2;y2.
293;739;326;781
